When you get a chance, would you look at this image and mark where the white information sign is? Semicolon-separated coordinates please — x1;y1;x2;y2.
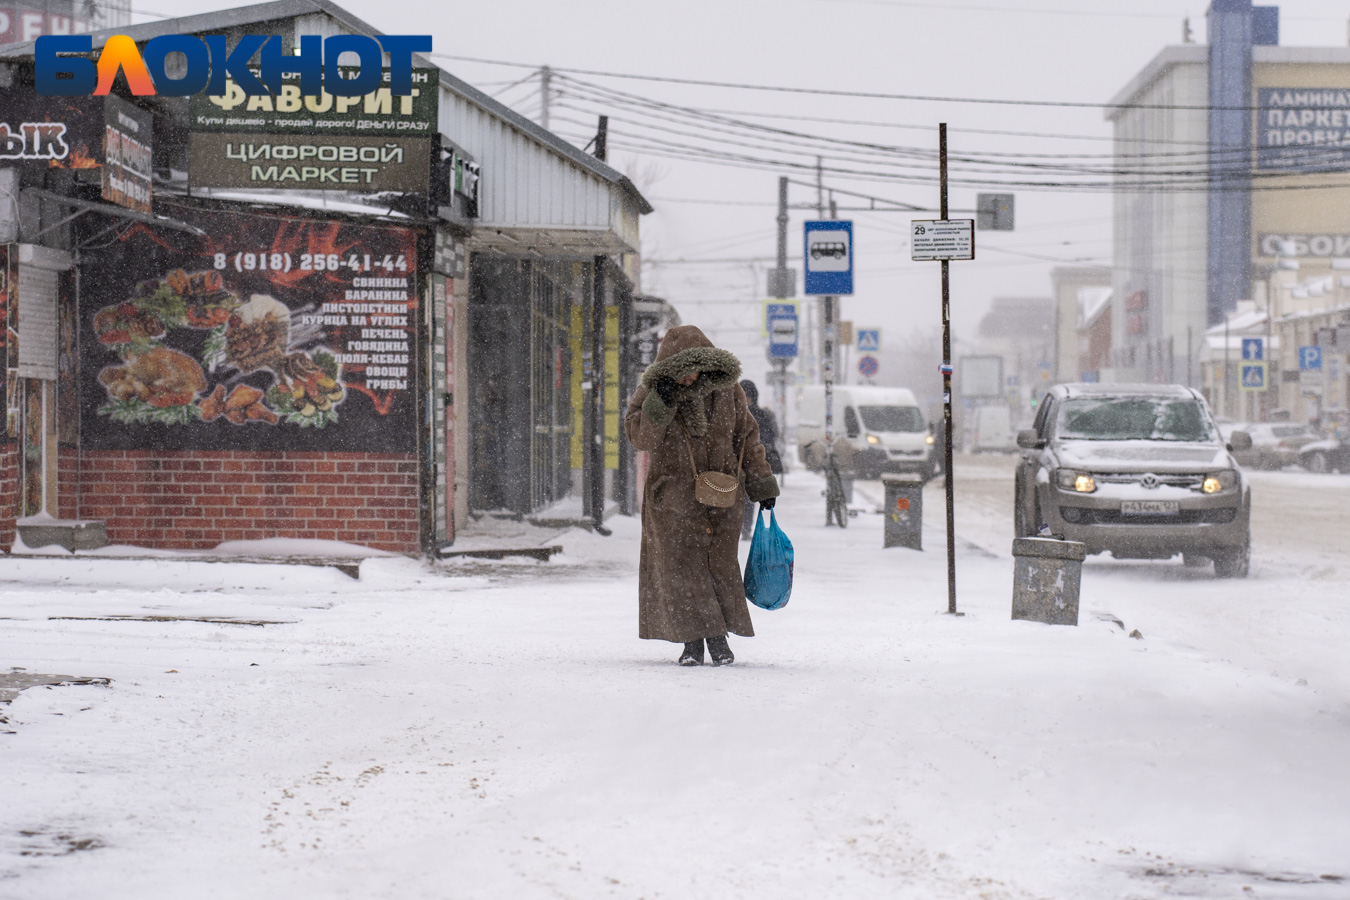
911;219;975;261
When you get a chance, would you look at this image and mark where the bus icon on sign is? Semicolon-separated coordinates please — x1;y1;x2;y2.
810;242;848;260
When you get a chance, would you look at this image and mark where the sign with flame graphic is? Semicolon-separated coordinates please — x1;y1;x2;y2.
79;207;420;452
0;93;104;170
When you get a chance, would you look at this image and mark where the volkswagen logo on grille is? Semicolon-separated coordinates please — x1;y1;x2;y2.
1140;473;1160;490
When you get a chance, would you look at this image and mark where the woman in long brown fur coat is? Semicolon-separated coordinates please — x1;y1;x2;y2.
624;326;780;666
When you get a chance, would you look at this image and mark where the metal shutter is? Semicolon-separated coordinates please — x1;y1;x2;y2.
18;265;59;381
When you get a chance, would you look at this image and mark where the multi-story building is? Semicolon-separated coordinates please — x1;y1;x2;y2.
1106;1;1350;424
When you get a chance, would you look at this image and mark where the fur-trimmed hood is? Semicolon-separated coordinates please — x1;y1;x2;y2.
640;326;742;394
640;326;742;436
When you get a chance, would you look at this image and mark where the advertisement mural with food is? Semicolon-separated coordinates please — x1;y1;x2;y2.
79;207;419;452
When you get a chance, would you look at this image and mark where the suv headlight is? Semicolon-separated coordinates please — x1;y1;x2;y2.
1055;469;1096;493
1202;470;1237;494
866;433;882;445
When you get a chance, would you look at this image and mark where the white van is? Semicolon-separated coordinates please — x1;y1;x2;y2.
969;405;1017;453
797;385;935;479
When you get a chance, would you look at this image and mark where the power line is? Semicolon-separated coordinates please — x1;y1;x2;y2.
814;0;1340;22
650;196;778;207
553;76;1296;177
431;51;1294;112
578;133;1350;194
813;0;1184;17
555;101;1215;149
490;70;539;99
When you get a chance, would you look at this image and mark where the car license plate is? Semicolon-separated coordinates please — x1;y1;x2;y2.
1121;500;1179;515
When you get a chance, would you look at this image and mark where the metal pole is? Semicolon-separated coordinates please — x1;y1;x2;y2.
595;116;608;162
775;177;790;457
940;123;958;616
830;195;841;384
540;65;551;131
591;256;607;533
818;159;833;451
1224;311;1230;418
1264;281;1273;422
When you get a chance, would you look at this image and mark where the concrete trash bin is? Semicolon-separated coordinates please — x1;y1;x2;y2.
1011;537;1086;626
882;473;924;550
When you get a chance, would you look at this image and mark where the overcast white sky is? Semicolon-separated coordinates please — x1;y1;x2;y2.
132;0;1350;381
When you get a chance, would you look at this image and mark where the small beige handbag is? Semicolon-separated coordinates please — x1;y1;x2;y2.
684;426;745;509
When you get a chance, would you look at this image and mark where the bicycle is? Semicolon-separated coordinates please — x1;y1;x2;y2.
823;447;848;529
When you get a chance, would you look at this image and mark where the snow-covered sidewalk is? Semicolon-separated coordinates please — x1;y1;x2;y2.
2;464;1348;899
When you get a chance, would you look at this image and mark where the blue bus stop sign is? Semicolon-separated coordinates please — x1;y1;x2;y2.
803;220;854;295
768;315;798;359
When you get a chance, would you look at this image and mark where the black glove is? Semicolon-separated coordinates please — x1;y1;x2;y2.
760;496;776;510
653;376;679;404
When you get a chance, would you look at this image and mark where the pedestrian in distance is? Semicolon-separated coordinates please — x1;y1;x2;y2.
625;326;780;667
739;379;783;540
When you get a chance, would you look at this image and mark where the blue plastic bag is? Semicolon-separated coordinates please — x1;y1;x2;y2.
744;509;794;611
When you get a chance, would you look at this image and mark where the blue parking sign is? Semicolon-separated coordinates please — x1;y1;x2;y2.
1241;337;1264;361
1299;346;1323;370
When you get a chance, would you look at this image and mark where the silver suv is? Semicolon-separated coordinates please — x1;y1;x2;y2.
1013;384;1252;577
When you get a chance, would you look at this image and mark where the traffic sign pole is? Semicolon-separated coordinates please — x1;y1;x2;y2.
804;186;855;526
775;177;790;445
940;123;958;616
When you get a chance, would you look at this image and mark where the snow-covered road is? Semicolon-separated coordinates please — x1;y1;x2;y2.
2;457;1348;899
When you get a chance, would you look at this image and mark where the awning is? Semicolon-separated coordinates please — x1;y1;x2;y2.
25;188;207;239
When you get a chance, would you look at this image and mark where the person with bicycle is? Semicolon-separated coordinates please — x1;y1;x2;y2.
625;326;780;666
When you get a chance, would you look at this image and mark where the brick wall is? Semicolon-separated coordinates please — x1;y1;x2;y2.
58;444;78;521
78;450;421;553
0;442;18;550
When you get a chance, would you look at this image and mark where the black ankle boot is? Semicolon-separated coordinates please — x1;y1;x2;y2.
707;635;734;666
678;640;705;666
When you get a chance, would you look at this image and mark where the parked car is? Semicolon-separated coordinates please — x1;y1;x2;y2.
1230;423;1320;469
1298;439;1350;473
1014;383;1252;577
1215;420;1249;443
797;385;936;480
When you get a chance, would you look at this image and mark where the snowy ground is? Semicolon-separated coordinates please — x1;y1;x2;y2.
2;456;1349;899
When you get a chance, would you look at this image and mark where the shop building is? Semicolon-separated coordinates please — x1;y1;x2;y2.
0;0;649;555
1106;1;1350;425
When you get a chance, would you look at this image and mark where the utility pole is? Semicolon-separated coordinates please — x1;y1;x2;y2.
939;123;958;616
830;194;841;385
774;176;790;450
595;115;608;162
588;115;610;534
539;65;551;130
818;159;835;458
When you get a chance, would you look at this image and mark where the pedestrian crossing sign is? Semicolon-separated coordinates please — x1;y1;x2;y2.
857;328;881;353
1240;362;1267;391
